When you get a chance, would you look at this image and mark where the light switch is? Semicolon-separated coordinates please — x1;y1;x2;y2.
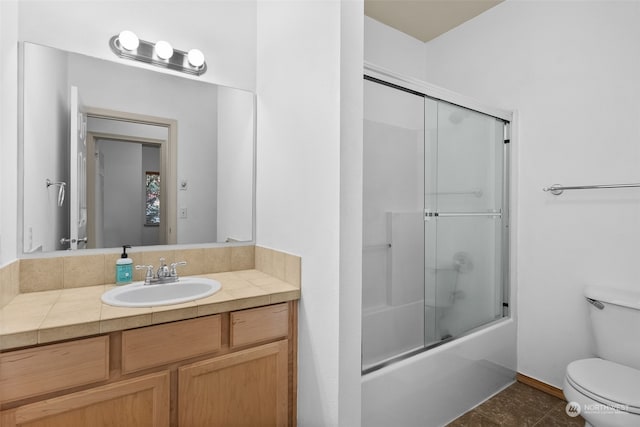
179;207;188;218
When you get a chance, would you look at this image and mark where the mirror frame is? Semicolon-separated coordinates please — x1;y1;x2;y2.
17;41;257;258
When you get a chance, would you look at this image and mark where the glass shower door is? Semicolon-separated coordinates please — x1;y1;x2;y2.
424;102;507;344
362;78;425;370
362;76;509;372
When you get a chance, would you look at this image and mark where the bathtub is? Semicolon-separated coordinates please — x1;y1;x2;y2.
362;300;426;370
362;317;516;427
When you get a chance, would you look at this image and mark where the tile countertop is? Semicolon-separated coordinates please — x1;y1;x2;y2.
0;269;300;351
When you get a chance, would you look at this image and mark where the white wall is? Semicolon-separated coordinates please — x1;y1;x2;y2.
423;0;640;388
338;2;364;425
364;16;425;79
217;87;254;242
257;1;363;425
98;140;143;248
0;0;19;265
17;1;256;91
256;2;342;424
22;43;69;252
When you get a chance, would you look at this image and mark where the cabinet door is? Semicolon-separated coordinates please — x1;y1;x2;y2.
179;340;288;427
1;371;169;427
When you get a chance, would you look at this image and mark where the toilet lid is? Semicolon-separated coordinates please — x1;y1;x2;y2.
566;358;640;415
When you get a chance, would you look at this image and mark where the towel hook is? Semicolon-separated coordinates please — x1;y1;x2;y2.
46;179;66;207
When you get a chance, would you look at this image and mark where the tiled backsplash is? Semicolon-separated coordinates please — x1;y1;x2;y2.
0;260;20;308
0;245;300;303
255;246;301;288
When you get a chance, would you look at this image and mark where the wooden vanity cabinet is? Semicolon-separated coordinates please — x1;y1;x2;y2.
0;371;170;427
179;340;289;427
0;301;298;427
0;336;109;403
178;303;293;427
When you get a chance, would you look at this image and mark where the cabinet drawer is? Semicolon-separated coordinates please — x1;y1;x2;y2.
0;336;109;404
230;303;289;348
122;315;221;374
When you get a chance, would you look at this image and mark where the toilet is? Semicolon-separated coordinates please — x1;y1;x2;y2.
563;286;640;427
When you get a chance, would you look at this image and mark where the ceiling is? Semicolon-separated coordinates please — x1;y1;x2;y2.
364;0;504;43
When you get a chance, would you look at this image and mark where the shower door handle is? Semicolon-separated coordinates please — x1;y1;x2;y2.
424;210;502;219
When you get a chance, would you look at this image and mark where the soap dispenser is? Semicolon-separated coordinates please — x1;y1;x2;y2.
116;245;133;285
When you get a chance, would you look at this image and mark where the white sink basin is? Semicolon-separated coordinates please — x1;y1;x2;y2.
101;277;221;308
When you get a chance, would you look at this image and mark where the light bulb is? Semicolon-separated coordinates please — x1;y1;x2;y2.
119;30;139;51
187;49;205;68
155;40;173;60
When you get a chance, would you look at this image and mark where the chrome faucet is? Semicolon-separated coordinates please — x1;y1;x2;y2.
157;258;170;280
135;258;188;285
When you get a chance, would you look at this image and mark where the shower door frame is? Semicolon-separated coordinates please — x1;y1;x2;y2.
364;62;512;122
362;63;514;374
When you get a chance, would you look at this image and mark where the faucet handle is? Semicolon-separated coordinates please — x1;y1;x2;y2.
135;265;154;284
135;264;153;273
170;261;187;278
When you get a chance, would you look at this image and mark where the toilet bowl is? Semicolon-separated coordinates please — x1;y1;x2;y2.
564;358;640;427
563;286;640;427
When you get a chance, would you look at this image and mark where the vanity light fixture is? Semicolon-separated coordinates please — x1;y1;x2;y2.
154;40;173;60
187;49;205;68
118;30;139;51
109;31;207;76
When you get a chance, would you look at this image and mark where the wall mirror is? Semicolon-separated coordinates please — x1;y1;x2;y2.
20;42;255;254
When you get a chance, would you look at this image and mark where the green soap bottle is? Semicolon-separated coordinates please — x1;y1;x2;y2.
116;245;133;285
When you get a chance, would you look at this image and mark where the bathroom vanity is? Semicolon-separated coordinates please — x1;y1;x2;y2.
0;245;300;426
0;301;297;426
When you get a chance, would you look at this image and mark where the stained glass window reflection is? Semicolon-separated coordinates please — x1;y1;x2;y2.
145;171;160;226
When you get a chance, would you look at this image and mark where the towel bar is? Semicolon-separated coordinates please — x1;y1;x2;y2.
543;183;640;195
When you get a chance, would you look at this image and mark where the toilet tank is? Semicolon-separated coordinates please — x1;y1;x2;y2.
584;286;640;370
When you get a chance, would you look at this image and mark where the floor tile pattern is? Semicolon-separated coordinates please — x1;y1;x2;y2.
447;382;585;426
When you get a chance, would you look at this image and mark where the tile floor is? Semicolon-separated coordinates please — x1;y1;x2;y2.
447;381;585;426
